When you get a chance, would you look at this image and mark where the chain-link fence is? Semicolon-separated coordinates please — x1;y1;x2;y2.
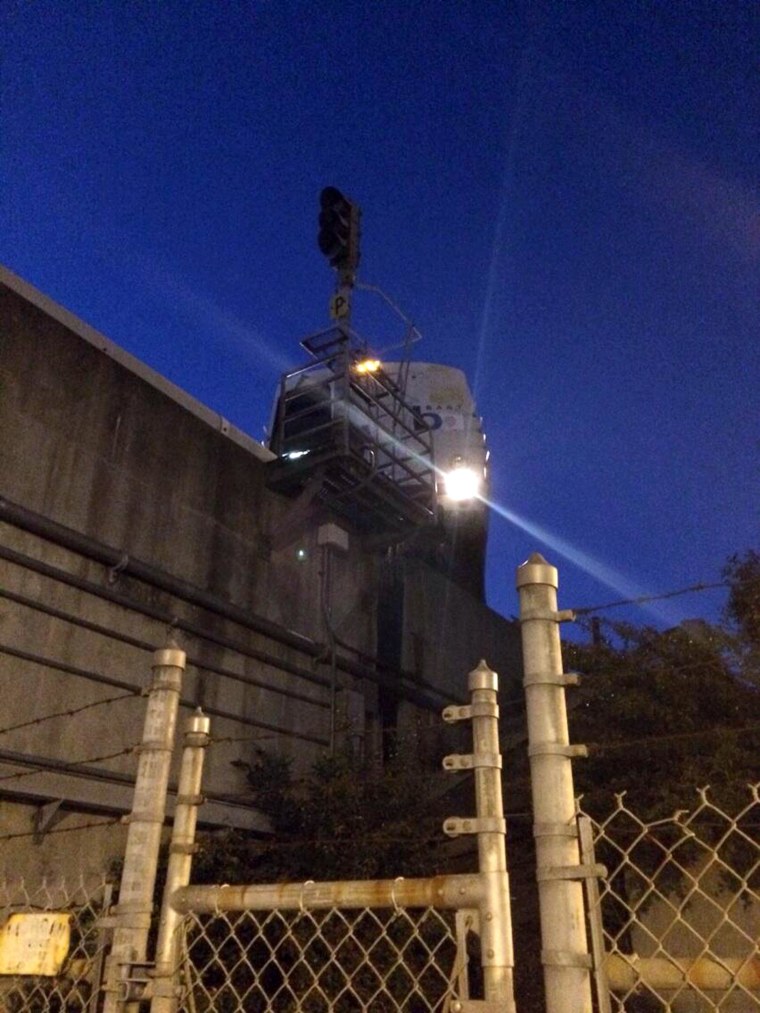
174;905;460;1012
150;659;515;1013
581;783;760;1011
0;873;113;1011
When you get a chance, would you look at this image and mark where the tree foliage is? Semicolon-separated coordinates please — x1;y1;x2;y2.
566;613;759;820
192;747;456;886
724;549;760;642
170;549;760;1013
723;549;760;683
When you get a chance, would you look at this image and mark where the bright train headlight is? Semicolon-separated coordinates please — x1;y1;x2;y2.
442;466;481;502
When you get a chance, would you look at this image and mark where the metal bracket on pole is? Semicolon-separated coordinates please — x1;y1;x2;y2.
442;701;499;722
443;752;502;771
102;960;152;1003
523;672;581;688
443;817;506;837
134;740;174;754
533;822;579;839
519;608;576;624
168;842;198;856
108;904;153;930
175;794;204;806
542;951;594;969
537;864;608;882
528;743;588;758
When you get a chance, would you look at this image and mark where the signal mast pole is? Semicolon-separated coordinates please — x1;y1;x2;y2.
317;185;361;328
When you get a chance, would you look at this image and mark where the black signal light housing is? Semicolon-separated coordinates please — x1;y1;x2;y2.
318;186;361;275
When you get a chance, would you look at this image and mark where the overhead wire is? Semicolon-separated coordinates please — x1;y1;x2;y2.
569;553;760;618
571;580;729;616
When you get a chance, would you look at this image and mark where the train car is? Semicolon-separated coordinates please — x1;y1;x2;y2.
384;362;488;512
268;352;489;596
386;362;489;597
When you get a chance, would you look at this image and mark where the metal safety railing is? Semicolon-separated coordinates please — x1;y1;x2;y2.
266;325;436;535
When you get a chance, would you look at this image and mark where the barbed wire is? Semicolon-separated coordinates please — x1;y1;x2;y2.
209;734;278;746
0;745;138;785
0;816;122;843
584;720;760;755
0;691;139;738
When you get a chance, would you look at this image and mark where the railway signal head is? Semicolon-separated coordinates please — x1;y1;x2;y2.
318;186;361;277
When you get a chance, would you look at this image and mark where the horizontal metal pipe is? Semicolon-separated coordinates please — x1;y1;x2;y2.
0;643;328;746
0;496;315;654
0;585;329;711
0;544;332;692
606;953;760;991
172;873;483;915
0;498;458;709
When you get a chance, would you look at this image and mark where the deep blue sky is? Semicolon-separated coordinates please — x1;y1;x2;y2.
3;1;758;636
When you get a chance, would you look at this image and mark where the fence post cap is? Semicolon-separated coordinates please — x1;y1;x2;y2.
516;553;558;590
152;647;187;669
468;659;498;692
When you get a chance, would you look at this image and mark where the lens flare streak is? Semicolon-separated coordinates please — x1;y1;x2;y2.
484;496;682;625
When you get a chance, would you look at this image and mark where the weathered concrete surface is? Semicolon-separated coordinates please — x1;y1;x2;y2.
0;266;522;878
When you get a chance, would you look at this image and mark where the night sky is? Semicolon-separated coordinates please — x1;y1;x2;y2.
3;2;758;637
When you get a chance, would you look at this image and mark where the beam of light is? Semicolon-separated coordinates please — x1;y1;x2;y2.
318;399;681;623
472;44;534;405
483;495;684;626
139;256;291;373
325;395;682;621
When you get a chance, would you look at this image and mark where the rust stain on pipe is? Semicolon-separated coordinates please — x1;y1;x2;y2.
172;874;483;915
607;953;760;991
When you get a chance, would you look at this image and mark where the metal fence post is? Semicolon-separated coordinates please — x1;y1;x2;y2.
151;709;211;1013
516;553;594;1013
103;643;186;1012
443;660;516;1012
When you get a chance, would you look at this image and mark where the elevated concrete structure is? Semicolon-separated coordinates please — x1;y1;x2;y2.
0;265;522;877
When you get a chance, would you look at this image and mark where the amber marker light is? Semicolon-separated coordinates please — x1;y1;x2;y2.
354;358;381;374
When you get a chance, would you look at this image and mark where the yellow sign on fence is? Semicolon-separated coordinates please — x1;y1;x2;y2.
0;913;71;975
